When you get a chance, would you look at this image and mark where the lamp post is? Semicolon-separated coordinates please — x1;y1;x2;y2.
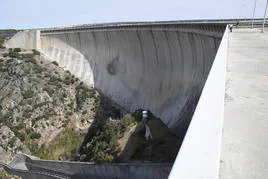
252;0;258;28
262;0;268;32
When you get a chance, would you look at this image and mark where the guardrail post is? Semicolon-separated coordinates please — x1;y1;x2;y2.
252;0;258;28
262;0;268;32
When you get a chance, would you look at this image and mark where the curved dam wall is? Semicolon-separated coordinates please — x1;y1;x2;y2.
39;24;225;134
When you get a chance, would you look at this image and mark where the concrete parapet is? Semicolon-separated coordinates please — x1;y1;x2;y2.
169;26;228;179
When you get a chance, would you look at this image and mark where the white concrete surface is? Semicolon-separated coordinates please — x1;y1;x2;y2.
169;26;228;179
5;30;41;50
220;28;268;179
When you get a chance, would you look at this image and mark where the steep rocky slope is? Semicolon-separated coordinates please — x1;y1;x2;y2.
0;48;98;163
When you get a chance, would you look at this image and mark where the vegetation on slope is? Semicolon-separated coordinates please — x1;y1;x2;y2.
79;110;182;163
79;113;140;163
33;127;85;160
0;170;21;179
0;47;98;163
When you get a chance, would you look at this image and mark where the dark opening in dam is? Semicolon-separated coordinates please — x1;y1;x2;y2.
2;22;226;178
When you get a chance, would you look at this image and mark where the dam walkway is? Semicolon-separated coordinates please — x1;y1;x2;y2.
220;28;268;178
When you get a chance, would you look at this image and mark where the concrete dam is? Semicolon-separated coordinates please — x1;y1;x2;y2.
3;21;229;178
6;23;225;134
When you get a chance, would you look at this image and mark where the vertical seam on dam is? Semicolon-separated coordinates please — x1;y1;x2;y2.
163;30;173;89
150;30;159;69
190;34;197;89
91;31;97;74
136;30;146;84
77;32;82;50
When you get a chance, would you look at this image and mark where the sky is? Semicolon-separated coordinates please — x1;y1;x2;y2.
1;0;268;29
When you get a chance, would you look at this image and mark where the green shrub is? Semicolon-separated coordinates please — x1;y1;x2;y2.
66;111;73;116
71;78;75;84
28;143;38;152
100;155;113;163
11;123;24;131
33;66;43;73
52;61;59;66
22;89;34;99
24;58;36;64
8;51;19;58
20;53;34;58
22;111;32;118
0;35;4;49
0;66;7;72
44;86;54;96
63;76;71;85
26;128;33;134
32;128;85;160
33;101;49;109
30;132;41;139
63;93;67;98
13;48;21;53
65;70;71;75
83;113;137;163
0;111;13;125
14;131;25;142
8;137;16;148
48;76;61;86
32;49;40;55
75;84;95;110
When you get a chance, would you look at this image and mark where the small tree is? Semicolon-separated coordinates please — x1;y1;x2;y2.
52;61;59;66
32;49;40;55
14;48;21;53
30;132;41;139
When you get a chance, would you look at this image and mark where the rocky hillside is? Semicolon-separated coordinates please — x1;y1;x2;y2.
0;48;99;163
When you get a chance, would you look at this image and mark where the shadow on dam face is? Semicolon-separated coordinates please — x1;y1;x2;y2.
39;24;225;136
